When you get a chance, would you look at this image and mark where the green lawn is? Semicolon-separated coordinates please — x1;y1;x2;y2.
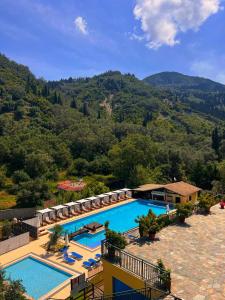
0;191;16;210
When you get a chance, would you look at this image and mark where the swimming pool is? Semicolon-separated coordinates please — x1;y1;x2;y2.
73;230;106;248
4;256;72;300
62;199;170;248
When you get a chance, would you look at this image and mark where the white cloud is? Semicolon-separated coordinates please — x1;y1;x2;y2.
133;0;222;49
74;16;88;35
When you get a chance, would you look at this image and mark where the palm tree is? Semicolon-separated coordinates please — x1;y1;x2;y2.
47;225;63;251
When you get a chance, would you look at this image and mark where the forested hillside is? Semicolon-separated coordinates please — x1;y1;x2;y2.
144;72;225;119
1;54;225;209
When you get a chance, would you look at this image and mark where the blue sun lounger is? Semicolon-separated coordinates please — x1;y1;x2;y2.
70;251;83;260
95;253;101;259
83;261;93;269
63;254;75;264
88;258;98;265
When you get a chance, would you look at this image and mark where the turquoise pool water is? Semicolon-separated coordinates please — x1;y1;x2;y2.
62;200;170;248
73;230;106;248
4;256;72;300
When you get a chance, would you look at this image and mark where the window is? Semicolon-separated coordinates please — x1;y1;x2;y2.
175;197;180;203
189;196;192;201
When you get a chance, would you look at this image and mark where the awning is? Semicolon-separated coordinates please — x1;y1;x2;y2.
37;208;53;214
51;205;67;210
98;194;108;198
104;192;116;196
113;190;123;193
76;199;89;204
121;188;130;192
64;202;76;207
86;196;98;201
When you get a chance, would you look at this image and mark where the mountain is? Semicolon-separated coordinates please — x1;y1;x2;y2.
143;72;225;92
144;72;225;120
0;54;224;208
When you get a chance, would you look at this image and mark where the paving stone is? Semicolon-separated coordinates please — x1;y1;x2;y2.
126;205;225;300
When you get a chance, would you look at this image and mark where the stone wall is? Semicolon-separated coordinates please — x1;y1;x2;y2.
0;208;36;221
0;232;30;255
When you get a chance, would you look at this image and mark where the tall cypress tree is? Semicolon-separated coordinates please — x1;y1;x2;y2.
70;96;77;109
83;102;90;116
212;127;221;155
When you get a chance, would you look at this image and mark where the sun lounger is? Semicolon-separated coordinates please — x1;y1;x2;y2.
43;216;53;224
63;254;75;264
92;203;100;209
70;209;79;216
111;198;117;203
83;261;93;269
95;254;101;260
58;212;66;220
102;200;110;206
88;258;98;266
118;197;125;201
59;246;68;253
70;251;83;260
82;206;90;212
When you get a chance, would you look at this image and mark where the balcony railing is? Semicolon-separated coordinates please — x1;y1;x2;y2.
101;241;171;293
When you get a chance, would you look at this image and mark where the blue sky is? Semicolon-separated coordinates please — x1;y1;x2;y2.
0;0;225;82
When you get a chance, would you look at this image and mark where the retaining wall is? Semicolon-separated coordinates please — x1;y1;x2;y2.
0;232;30;255
0;208;36;221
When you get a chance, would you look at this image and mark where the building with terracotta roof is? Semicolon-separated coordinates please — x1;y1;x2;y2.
134;181;201;203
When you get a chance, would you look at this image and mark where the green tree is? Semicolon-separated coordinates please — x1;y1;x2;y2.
70;97;77;109
212;127;221;155
16;180;50;207
109;134;157;187
47;224;63;251
83;102;90;116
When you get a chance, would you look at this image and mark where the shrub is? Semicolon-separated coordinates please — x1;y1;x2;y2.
157;259;171;291
105;229;127;258
2;220;12;240
176;202;193;223
198;193;214;214
135;209;160;238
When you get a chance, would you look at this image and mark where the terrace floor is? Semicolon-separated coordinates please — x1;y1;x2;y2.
127;204;225;300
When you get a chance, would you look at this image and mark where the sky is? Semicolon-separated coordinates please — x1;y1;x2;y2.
0;0;225;82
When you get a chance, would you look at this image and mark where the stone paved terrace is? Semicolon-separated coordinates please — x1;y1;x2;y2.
127;204;225;300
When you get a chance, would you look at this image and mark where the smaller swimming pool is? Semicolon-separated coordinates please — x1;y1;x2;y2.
4;256;72;300
73;230;106;248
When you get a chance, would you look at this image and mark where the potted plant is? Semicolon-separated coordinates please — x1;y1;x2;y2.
105;229;127;259
136;209;160;240
157;259;171;292
176;202;193;223
198;193;214;214
148;218;160;240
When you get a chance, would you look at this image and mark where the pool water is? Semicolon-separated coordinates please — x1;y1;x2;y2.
62;200;169;248
73;230;106;248
4;256;72;300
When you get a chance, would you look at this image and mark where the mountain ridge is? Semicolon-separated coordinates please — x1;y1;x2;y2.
143;71;225;92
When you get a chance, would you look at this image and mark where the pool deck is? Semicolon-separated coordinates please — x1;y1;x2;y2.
127;204;225;300
0;198;136;300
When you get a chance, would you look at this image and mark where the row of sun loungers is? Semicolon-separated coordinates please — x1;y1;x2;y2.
60;247;101;268
41;195;131;226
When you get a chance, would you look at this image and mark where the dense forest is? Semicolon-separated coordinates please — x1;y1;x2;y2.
1;54;225;209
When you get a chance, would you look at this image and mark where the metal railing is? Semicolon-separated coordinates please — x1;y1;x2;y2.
89;286;165;300
101;241;171;293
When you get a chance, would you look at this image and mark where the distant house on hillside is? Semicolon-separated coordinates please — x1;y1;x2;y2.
57;180;86;192
133;181;201;204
